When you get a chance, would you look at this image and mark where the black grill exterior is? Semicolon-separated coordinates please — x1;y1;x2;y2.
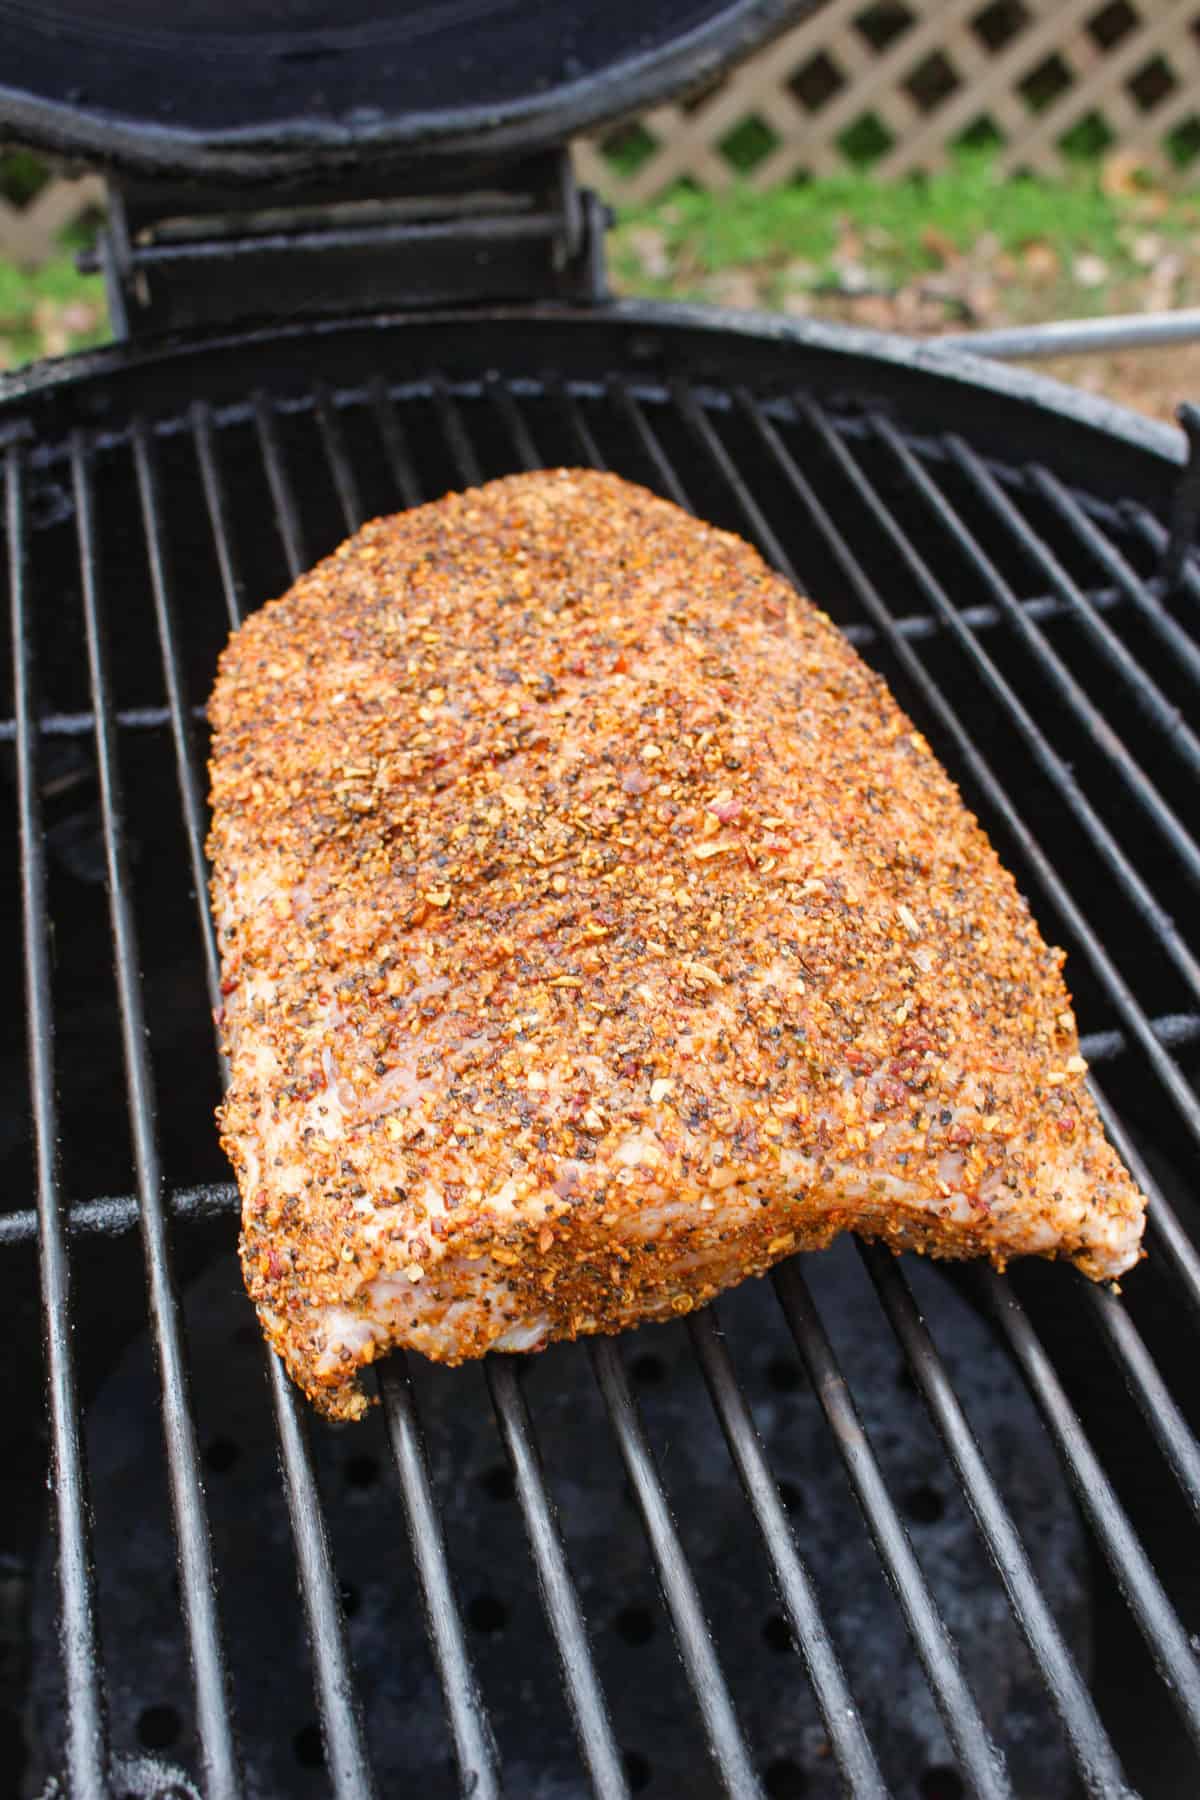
5;307;1200;1799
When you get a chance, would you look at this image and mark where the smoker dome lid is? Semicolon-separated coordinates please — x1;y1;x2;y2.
0;0;808;185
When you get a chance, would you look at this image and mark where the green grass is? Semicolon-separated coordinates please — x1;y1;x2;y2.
0;250;107;366
610;150;1200;309
1;149;1198;368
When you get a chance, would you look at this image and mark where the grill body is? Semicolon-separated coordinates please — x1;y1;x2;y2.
3;302;1200;1800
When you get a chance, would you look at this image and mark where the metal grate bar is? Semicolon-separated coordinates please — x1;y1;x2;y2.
1080;1280;1200;1522
772;1264;1011;1800
860;1243;1131;1795
0;577;1148;750
485;1360;629;1800
314;380;508;1798
192;402;247;630
180;405;381;1799
315;381;365;534
254;391;309;580
687;1311;887;1797
432;376;484;489
690;385;1200;1746
1030;470;1200;699
609;378;692;510
368;377;422;509
870;415;1200;932
378;1359;502;1799
735;391;1200;1157
132;423;224;1029
8;444;111;1800
488;372;541;472
485;380;878;1794
71;433;243;1800
589;1341;765;1800
408;378;639;1800
551;376;607;473
1089;1078;1200;1327
983;1273;1200;1750
952;445;1200;770
945;434;1200;797
1128;504;1200;611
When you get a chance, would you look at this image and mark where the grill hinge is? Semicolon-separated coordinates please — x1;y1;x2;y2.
84;148;609;339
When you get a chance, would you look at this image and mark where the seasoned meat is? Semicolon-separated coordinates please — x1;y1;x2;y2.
208;469;1146;1420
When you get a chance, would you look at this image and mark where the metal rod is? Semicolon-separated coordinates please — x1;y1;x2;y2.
1089;1077;1200;1328
860;1244;1132;1798
379;1359;503;1798
871;413;1200;934
940;308;1200;359
485;1359;629;1800
1080;1281;1200;1524
72;432;242;1800
589;1340;766;1800
1031;469;1200;696
736;389;1200;1157
947;436;1200;784
687;1311;887;1797
315;381;365;532
179;407;381;1798
254;391;308;579
368;376;423;507
773;1264;1011;1800
983;1273;1200;1751
9;444;111;1800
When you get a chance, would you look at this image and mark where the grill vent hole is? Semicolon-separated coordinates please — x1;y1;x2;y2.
293;1723;324;1767
631;1353;666;1385
764;1755;808;1796
203;1437;239;1473
479;1463;516;1500
904;1484;946;1525
920;1768;964;1800
467;1592;507;1633
762;1613;794;1653
344;1454;380;1489
766;1357;804;1393
136;1704;181;1750
624;1749;652;1790
614;1604;656;1645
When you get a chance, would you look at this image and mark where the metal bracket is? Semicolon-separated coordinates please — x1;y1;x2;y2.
83;147;610;339
1163;403;1200;591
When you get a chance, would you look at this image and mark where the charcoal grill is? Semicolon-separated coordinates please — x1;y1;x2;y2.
4;8;1200;1799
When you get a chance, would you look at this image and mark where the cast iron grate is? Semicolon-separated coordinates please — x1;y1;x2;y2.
6;367;1200;1798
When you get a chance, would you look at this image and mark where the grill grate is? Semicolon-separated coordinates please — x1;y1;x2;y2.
6;361;1200;1798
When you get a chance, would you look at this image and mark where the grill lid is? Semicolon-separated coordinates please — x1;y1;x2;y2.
0;0;806;183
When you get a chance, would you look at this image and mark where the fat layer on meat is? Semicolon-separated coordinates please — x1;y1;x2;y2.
208;469;1146;1420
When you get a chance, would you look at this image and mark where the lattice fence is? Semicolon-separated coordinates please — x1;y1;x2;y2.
4;1;1200;262
575;0;1200;202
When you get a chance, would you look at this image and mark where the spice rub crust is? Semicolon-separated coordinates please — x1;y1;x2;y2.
208;469;1146;1420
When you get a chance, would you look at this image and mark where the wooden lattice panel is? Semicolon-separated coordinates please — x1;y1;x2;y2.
575;0;1200;202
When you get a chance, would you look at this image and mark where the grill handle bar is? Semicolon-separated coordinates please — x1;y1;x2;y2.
485;1359;631;1800
379;1358;503;1799
773;1264;1011;1800
860;1244;1133;1797
940;308;1200;360
9;446;111;1800
687;1310;888;1797
589;1341;767;1800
